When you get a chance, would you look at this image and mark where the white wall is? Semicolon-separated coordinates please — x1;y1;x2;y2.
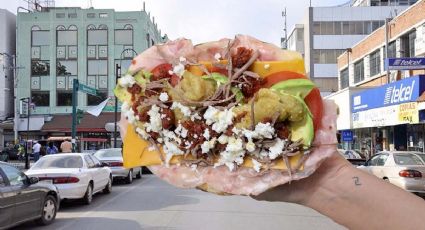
314;64;338;78
313;6;409;21
313;35;366;49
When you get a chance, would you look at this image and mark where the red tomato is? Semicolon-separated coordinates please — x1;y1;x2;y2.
209;66;228;76
151;63;180;87
263;71;323;131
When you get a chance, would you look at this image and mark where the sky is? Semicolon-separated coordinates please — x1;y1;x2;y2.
2;0;348;46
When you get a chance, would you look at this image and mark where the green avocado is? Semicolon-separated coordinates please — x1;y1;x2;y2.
271;79;315;98
290;113;314;147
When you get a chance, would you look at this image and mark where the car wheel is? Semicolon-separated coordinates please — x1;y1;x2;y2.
103;175;112;194
83;183;93;205
36;195;57;226
383;178;389;182
135;168;142;179
125;170;133;184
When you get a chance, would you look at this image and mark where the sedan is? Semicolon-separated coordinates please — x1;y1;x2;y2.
0;162;59;229
337;149;366;166
26;153;112;205
358;151;425;196
93;148;142;184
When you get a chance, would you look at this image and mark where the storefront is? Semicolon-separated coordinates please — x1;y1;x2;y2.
351;75;425;154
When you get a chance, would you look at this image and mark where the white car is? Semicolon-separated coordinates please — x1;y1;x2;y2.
358;151;425;196
93;148;142;184
26;153;112;205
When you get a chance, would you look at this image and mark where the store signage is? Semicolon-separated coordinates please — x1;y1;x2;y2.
386;58;425;70
341;130;354;142
352;75;425;112
352;102;419;128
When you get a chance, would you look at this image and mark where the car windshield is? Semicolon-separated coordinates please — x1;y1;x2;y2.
393;154;424;166
415;154;425;164
31;155;84;169
94;149;122;158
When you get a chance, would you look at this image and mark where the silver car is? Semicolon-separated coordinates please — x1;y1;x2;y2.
358;151;425;196
93;148;142;184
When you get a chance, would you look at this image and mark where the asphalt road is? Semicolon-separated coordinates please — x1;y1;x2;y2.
17;175;344;230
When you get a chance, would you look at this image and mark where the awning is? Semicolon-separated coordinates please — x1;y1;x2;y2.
41;113;120;133
80;137;108;142
47;136;72;141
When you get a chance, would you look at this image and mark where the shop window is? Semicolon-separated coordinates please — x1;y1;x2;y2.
354;59;364;83
369;49;381;77
31;60;50;76
87;91;107;106
57;91;72;106
31;91;50;107
340;68;349;89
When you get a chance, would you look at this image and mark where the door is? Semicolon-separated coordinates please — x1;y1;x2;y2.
1;164;42;222
90;155;109;188
370;154;389;178
84;155;102;192
0;169;14;228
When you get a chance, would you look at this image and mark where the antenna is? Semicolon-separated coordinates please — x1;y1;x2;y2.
282;7;287;49
89;0;93;8
143;1;146;11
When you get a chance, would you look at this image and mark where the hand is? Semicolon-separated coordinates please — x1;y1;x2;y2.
252;151;352;205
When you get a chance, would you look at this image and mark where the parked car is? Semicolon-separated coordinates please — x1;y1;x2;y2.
26;153;112;205
93;148;142;184
358;151;425;196
0;162;59;229
337;149;366;166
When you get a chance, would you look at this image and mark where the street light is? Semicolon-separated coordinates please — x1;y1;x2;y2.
20;97;32;169
114;48;138;148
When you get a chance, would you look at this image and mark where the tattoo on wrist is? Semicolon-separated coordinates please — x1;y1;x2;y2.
352;176;361;186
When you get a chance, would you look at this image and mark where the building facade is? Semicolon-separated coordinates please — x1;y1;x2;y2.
332;1;425;155
287;2;413;96
16;7;166;149
0;9;16;149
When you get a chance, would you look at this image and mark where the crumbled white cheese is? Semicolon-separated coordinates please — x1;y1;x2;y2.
225;137;244;152
214;53;221;61
179;56;187;62
232;127;241;135
118;74;136;88
254;122;275;139
242;129;258;142
190;113;202;121
157;138;163;143
122;102;136;124
203;106;234;133
201;138;217;153
218;135;229;144
251;159;262;172
135;115;140;121
136;127;149;139
144;105;162;133
174;123;188;138
160;114;167;119
159;92;169;102
203;129;210;140
173;63;185;77
214;136;246;171
268;138;285;160
163;130;182;145
171;102;192;117
264;64;270;70
245;141;256;152
163;140;184;166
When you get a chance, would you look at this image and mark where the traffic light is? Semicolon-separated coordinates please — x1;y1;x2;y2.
77;109;84;124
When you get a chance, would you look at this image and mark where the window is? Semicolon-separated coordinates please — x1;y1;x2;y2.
32;31;50;46
354;21;364;35
342;22;350;34
376;154;389;166
56;13;65;18
115;30;133;45
89;155;102;166
340;68;349;89
354;60;364;83
84;155;95;168
88;60;108;75
387;41;397;58
31;60;50;76
31;91;50;106
57;30;77;46
408;31;416;57
0;173;5;187
369;49;381;76
99;13;108;18
68;13;77;18
87;13;96;18
88;30;108;45
313;22;320;35
297;28;304;40
334;22;342;35
1;164;27;186
87;91;107;106
400;31;416;58
57;60;77;76
146;33;150;47
57;91;72;106
115;60;132;74
313;49;345;64
394;154;424;165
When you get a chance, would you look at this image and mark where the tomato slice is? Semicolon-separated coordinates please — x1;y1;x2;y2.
264;71;323;131
151;63;180;87
209;66;228;76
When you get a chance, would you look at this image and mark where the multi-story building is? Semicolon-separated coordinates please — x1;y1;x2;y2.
0;9;16;149
16;7;166;149
332;1;425;155
286;1;415;96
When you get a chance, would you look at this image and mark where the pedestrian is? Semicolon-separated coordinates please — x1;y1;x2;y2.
47;142;58;154
40;143;47;157
60;139;72;153
32;140;41;162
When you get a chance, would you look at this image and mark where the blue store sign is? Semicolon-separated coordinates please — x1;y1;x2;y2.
352;75;425;112
385;58;425;70
341;130;354;142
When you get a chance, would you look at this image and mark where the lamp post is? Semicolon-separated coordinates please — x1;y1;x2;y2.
114;48;138;148
20;97;31;169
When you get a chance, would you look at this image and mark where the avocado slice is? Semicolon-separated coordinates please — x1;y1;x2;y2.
290;113;314;147
271;79;315;98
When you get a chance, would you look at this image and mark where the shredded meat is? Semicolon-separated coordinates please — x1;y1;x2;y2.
161;108;175;130
275;122;290;139
232;47;253;68
138;107;150;122
128;84;142;101
240;77;264;98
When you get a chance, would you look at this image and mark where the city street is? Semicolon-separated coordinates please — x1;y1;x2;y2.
15;175;343;230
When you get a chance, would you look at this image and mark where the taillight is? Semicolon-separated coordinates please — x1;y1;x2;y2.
108;162;123;167
399;170;422;178
38;177;80;184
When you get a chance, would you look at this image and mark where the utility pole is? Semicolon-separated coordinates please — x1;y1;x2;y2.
282;8;287;49
71;79;79;152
